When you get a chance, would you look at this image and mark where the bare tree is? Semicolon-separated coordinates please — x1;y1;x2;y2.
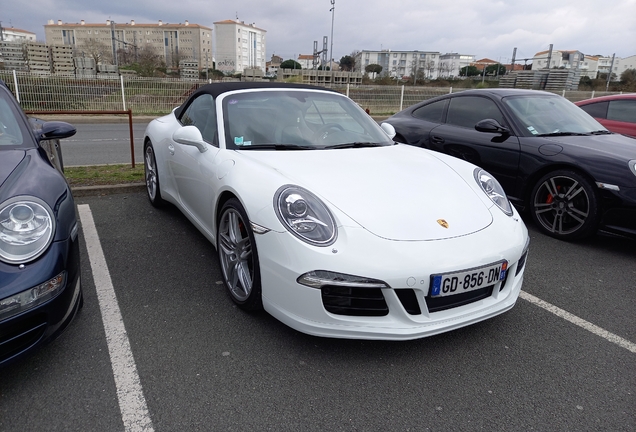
78;39;112;65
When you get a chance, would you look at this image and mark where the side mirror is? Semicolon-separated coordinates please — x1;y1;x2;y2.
39;121;76;141
380;122;396;139
475;119;510;135
172;125;208;153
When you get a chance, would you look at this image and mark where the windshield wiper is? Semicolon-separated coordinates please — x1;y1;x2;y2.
536;132;589;137
323;142;385;149
237;144;314;150
588;130;613;135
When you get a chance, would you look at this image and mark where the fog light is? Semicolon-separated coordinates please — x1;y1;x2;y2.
0;271;66;322
297;270;389;289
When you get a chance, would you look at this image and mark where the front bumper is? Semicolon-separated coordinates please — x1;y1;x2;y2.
0;234;82;366
255;210;529;340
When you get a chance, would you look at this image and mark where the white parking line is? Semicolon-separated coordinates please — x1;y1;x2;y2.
78;205;155;432
520;290;636;354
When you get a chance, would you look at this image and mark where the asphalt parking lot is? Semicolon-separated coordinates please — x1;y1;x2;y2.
1;190;634;431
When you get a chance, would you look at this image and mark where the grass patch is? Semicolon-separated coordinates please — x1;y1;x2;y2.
64;164;145;187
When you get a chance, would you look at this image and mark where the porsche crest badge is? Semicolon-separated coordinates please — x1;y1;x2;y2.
437;219;449;229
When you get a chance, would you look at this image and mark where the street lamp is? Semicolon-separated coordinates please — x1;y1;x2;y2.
329;0;335;70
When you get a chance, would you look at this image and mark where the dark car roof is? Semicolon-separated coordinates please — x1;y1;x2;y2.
174;82;338;118
449;88;557;99
575;93;636;105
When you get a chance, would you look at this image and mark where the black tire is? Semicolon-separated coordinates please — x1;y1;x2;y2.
530;170;600;240
217;198;263;311
144;142;165;208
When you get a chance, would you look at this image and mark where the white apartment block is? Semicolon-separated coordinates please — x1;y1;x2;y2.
1;26;37;42
44;20;212;68
354;50;441;79
531;49;636;80
214;20;266;74
439;53;476;78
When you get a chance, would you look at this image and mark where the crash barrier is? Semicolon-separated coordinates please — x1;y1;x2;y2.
25;109;137;168
1;70;626;117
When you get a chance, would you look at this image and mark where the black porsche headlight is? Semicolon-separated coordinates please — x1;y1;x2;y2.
629;160;636;178
474;168;513;216
274;185;337;246
0;196;55;264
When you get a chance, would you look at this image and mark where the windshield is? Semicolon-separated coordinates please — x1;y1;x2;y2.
504;94;608;136
0;92;26;147
221;90;393;150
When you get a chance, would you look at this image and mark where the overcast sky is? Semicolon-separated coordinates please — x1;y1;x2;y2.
3;0;635;64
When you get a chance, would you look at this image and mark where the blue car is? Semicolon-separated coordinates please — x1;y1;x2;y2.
0;80;82;366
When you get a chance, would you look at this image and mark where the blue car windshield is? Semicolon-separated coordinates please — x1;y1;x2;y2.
504;94;608;136
222;90;394;150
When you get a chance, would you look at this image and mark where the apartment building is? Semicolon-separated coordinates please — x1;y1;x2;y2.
439;53;476;78
354;50;441;79
1;26;37;42
44;20;212;68
214;20;266;74
532;49;636;80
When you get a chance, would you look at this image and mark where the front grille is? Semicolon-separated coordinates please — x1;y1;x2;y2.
321;286;388;316
425;285;494;313
0;314;47;364
515;250;528;276
395;289;422;315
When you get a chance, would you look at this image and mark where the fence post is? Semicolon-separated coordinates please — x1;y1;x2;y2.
346;83;350;97
12;70;20;103
400;85;404;111
449;87;453;94
562;89;565;97
120;75;127;111
591;90;595;99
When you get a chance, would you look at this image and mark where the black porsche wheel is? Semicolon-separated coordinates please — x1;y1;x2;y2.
217;198;263;311
144;142;165;208
530;170;600;240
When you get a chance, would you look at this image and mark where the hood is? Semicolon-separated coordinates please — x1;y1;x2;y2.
0;150;26;188
240;145;493;241
544;133;636;160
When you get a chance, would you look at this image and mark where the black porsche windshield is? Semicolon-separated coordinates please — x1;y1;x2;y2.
0;91;26;147
504;94;608;137
222;90;393;150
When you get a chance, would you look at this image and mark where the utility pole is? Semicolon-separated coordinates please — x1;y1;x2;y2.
0;21;4;41
110;21;118;69
329;0;335;69
606;53;615;92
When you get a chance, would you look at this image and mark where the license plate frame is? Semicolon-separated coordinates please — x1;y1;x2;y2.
430;260;508;298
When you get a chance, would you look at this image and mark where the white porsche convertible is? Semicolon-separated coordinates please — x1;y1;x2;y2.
143;82;529;340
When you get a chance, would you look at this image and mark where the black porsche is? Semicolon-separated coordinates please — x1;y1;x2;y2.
0;80;82;366
385;88;636;240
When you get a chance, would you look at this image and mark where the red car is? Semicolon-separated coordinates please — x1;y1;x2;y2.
575;93;636;138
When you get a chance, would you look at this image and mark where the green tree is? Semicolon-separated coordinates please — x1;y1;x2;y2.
486;64;506;76
280;59;302;69
339;55;355;71
365;64;382;74
620;68;636;85
459;65;481;77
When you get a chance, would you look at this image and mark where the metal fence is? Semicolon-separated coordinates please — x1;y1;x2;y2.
0;70;628;116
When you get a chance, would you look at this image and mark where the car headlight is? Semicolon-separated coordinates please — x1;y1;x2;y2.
274;185;337;246
0;196;55;264
629;160;636;178
474;168;513;216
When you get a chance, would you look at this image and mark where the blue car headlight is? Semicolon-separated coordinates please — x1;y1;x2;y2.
274;185;337;246
0;196;55;264
474;168;513;216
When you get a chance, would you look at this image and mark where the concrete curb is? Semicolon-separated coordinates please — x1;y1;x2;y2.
71;183;146;197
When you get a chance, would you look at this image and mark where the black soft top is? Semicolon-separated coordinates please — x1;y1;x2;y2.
174;81;337;118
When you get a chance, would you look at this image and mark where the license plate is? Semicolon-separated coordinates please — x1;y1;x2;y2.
430;261;508;298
